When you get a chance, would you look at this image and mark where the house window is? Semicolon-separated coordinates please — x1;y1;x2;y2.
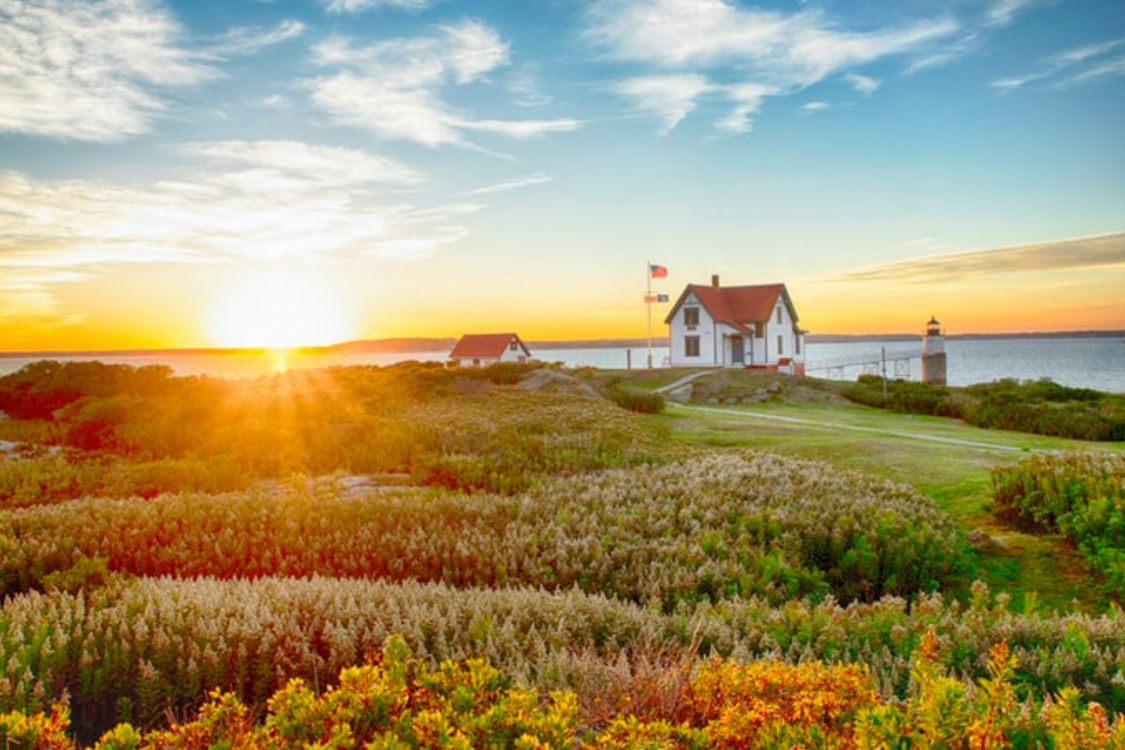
776;307;782;324
777;335;783;355
755;322;764;338
509;340;518;351
684;336;700;357
683;307;700;326
795;335;801;355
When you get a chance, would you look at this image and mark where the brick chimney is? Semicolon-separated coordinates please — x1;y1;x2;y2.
711;274;720;288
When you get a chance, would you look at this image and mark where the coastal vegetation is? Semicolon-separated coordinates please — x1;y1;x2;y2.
993;452;1125;597
0;360;663;505
3;579;1125;745
0;453;967;605
843;374;1125;441
0;360;1123;746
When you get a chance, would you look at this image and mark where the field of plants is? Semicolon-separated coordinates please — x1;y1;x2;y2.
1;360;1123;747
993;452;1125;598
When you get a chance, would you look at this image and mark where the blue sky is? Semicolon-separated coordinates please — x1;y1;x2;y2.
0;0;1123;347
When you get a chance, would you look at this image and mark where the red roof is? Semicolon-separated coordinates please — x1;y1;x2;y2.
449;333;529;359
664;283;796;328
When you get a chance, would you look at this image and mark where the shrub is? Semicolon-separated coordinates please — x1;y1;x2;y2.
5;632;1125;749
993;452;1125;597
606;386;665;414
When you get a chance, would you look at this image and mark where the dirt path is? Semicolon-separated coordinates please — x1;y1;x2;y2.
670;402;1034;453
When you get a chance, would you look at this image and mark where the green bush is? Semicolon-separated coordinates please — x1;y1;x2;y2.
844;375;1125;441
606;386;665;414
993;452;1125;597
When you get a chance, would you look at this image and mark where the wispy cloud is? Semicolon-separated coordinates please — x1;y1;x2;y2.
322;0;431;13
205;19;306;57
1054;54;1125;89
0;141;478;322
801;100;830;112
303;21;580;147
616;74;715;134
456;173;552;197
985;0;1038;28
586;0;956;134
843;72;880;95
186;140;425;186
827;232;1125;284
992;37;1125;91
0;0;214;141
506;64;552;106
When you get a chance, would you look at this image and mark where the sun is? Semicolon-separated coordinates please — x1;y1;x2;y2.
207;268;355;349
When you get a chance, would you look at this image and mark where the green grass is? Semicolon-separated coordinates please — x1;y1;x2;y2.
662;394;1122;612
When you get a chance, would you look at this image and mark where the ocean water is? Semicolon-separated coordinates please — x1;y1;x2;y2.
0;337;1122;392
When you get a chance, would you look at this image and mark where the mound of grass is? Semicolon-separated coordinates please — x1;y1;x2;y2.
690;370;846;406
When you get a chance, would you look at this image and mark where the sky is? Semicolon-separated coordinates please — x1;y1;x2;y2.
0;0;1123;350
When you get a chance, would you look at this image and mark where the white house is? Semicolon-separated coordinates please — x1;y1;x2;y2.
449;333;532;367
664;276;806;372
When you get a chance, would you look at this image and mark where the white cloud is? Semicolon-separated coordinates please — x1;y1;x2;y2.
985;0;1037;28
991;37;1125;91
0;142;474;322
587;0;956;86
251;94;294;109
616;74;715;134
1055;55;1125;88
716;83;777;133
304;21;581;147
587;0;956;134
0;0;214;141
459;119;582;138
456;173;552;197
186;140;424;186
323;0;431;13
506;64;552;106
206;19;306;57
843;72;880;95
801;100;830;112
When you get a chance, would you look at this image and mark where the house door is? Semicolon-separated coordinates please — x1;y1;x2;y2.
731;336;744;365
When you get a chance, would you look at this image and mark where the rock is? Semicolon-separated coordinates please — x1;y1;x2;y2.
516;369;599;398
967;529;993;549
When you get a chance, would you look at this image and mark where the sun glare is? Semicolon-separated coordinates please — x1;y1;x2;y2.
207;269;354;349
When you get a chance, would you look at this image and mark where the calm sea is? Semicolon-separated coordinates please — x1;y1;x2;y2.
0;337;1122;392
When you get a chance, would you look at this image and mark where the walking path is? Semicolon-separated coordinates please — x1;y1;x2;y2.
670;402;1032;453
653;370;714;395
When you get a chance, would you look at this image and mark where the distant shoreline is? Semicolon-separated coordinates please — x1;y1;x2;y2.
0;329;1121;358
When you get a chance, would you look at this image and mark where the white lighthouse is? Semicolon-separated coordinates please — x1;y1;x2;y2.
921;316;947;385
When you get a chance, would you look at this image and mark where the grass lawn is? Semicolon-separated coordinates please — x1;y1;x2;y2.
659;394;1123;612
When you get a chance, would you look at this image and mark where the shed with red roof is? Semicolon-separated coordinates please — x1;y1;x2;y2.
449;333;532;367
664;275;805;372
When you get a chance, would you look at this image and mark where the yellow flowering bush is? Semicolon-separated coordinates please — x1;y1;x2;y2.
5;636;1125;749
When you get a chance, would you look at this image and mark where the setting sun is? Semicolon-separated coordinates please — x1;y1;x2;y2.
206;269;354;349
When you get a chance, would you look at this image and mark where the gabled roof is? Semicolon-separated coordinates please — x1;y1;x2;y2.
449;333;530;359
664;283;799;328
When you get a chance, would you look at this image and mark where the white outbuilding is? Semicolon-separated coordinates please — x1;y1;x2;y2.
449;333;532;367
664;276;806;372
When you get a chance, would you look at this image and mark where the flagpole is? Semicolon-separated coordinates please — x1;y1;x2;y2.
646;260;653;369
